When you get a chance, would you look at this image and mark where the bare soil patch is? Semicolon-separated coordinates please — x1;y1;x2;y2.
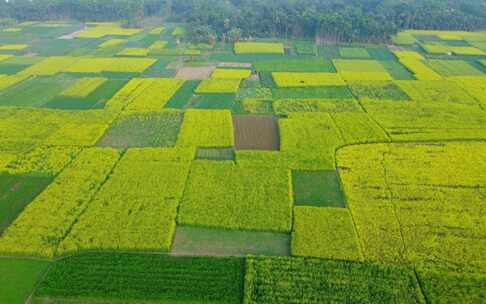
233;115;280;151
217;62;252;68
171;225;290;257
59;26;88;40
175;66;215;80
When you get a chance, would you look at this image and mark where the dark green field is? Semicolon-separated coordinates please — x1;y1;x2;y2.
0;173;53;233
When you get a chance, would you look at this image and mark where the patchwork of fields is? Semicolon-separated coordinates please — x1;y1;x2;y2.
0;21;486;303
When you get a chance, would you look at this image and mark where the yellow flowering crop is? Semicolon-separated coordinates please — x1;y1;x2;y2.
235;42;284;54
60;77;107;97
177;109;234;147
211;68;251;79
64;57;156;73
98;39;127;48
117;48;149;57
195;79;241;93
0;44;28;50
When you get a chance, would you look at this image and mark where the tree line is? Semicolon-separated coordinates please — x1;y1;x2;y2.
1;0;486;43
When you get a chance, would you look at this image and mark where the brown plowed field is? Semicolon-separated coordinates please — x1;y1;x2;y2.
233;115;280;151
175;66;215;80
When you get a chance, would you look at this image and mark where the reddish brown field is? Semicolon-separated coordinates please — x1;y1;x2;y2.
232;115;280;150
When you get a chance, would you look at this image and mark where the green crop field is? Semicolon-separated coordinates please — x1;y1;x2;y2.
0;258;51;304
0;18;485;304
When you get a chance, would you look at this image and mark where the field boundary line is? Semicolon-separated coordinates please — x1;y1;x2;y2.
332;138;486;264
349;89;393;142
25;260;55;304
171;156;195;248
328;112;347;146
413;268;431;304
333;148;366;262
52;150;125;257
90;107;127;147
380;150;408;261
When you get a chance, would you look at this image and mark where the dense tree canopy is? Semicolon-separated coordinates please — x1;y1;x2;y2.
1;0;486;42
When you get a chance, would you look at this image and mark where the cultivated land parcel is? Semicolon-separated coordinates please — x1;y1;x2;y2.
0;21;485;303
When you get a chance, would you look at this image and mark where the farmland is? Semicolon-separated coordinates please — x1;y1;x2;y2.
0;19;485;304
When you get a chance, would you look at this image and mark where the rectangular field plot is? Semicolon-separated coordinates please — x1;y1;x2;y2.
273;98;360;115
292;170;346;208
233;115;280;151
64;57;156;73
195;79;241;93
244;256;425;304
279;113;344;169
18;57;79;76
212;68;251;79
425;59;484;77
255;58;335;72
191;93;236;110
125;78;184;110
396;80;477;105
339;47;371;59
334;59;388;73
272;72;345;87
105;78;184;110
171;226;290;257
34;253;243;304
0;108;116;148
349;81;411;100
196;147;235;161
176;109;234;148
234;42;284;54
175;66;215;80
367;47;396;60
241;99;273;115
57;149;191;255
340;71;392;81
291;207;362;261
272;85;353;99
97;112;183;149
178;161;292;232
0;174;53;233
336;142;486;272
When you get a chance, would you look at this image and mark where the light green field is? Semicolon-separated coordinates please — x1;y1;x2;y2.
0;258;51;304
